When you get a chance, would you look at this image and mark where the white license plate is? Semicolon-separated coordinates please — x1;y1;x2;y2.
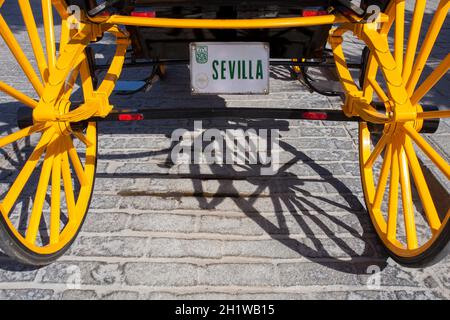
190;42;270;95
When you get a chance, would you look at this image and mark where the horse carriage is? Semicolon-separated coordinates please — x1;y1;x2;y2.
0;0;448;266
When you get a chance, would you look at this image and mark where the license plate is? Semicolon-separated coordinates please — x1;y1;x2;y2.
190;42;270;95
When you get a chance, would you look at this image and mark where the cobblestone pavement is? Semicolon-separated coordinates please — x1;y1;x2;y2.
0;1;449;300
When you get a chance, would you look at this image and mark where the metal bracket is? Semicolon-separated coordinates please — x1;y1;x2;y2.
88;0;121;17
334;0;366;17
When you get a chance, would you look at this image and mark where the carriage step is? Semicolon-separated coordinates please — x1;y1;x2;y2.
112;64;166;95
113;81;148;95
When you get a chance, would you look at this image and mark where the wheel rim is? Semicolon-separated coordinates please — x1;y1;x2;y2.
0;1;97;255
359;0;449;258
360;123;449;257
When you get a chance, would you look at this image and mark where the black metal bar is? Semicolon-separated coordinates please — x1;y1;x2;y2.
95;60;362;71
271;61;362;69
88;0;121;17
95;60;188;71
335;0;366;17
93;107;359;122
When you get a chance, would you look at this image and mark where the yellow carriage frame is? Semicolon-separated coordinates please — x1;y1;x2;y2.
0;0;448;266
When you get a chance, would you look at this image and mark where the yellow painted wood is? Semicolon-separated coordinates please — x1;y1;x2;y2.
403;0;427;81
50;140;62;245
329;0;449;260
399;144;418;250
0;123;48;149
59;19;70;54
394;0;405;71
403;124;450;180
1;129;54;217
404;136;441;232
0;15;44;95
387;141;400;243
373;143;393;212
42;0;56;73
0;0;98;255
362;54;377;100
0;0;448;262
62;66;80;101
25;139;56;244
61;150;76;223
73;131;94;147
0;81;37;109
417;110;450;119
79;57;95;99
406;0;449;95
18;0;49;82
51;0;69;19
368;77;389;103
101;14;356;29
98;41;129;98
364;132;390;169
64;136;87;186
411;54;450;105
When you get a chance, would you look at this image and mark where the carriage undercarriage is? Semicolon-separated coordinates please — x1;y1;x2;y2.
0;0;448;266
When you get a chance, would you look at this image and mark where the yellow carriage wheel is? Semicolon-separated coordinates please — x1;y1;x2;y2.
359;0;449;266
0;0;97;265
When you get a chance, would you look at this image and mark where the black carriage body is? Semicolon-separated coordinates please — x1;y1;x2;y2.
130;0;332;60
68;1;390;60
70;1;335;60
360;0;390;11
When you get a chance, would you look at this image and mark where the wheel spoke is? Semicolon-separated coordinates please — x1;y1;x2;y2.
403;0;426;80
362;54;377;100
25;138;57;244
417;109;450;120
62;66;80;101
387;141;400;242
404;136;441;232
399;143;418;250
368;77;389;103
61;150;76;222
0;123;48;149
18;0;49;82
73;131;94;147
64;136;87;186
52;0;70;19
380;1;396;35
411;54;450;105
42;0;56;73
50;139;62;245
59;19;70;55
0;15;44;95
364;132;390;168
373;143;393;212
403;124;450;179
0;128;55;217
394;0;405;71
84;122;97;170
80;56;95;99
406;0;450;95
41;42;89;107
0;81;37;109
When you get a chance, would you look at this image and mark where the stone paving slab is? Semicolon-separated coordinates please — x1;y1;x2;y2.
0;1;449;300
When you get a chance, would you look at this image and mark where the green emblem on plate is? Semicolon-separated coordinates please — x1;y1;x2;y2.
195;46;208;64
